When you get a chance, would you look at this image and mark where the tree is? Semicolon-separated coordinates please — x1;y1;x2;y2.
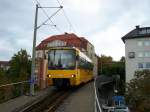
8;49;31;81
99;55;113;63
98;55;113;74
126;70;150;112
0;67;5;76
120;56;125;62
98;55;125;77
98;55;125;94
0;68;9;84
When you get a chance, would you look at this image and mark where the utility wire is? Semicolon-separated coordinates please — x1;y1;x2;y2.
34;0;76;33
34;0;62;33
56;0;61;6
62;9;76;32
56;0;76;33
37;7;62;29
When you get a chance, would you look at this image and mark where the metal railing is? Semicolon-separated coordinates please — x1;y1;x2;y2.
94;78;103;112
0;80;29;88
0;76;52;104
0;76;47;104
0;80;30;103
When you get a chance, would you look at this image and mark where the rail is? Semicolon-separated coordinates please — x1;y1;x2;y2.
18;90;71;112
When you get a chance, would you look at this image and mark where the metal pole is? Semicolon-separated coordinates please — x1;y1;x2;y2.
30;4;38;96
101;61;102;74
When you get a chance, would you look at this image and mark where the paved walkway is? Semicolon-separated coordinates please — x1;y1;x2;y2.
0;87;55;112
55;82;94;112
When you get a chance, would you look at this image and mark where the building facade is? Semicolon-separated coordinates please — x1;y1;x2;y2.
122;26;150;82
0;61;10;70
35;33;98;88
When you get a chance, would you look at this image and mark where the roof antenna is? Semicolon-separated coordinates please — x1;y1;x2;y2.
135;25;140;29
64;32;68;35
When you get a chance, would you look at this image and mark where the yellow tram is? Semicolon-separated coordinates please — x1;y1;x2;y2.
47;47;93;88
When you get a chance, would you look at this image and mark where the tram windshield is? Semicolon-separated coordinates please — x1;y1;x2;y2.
48;49;76;69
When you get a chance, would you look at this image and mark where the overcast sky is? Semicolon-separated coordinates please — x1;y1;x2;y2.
0;0;150;61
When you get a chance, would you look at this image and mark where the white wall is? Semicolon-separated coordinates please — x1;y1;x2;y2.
125;38;150;82
86;43;98;76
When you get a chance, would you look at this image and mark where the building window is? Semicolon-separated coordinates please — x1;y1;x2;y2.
138;52;143;57
138;63;143;68
137;41;143;46
128;52;135;58
138;40;150;46
139;29;147;34
144;52;150;57
146;62;150;68
147;29;150;34
138;51;150;58
144;41;150;46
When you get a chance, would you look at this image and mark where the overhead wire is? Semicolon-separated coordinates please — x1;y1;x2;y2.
34;0;62;33
37;8;62;29
34;0;76;33
56;0;76;33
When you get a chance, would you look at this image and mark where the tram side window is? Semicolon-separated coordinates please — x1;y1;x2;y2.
87;62;94;70
78;58;85;69
78;57;93;70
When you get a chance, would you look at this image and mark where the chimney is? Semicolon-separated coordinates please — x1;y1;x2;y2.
135;25;140;29
64;32;68;35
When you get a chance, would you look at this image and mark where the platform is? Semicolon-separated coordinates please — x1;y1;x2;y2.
55;82;94;112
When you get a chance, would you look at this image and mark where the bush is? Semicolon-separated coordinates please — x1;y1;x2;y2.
126;70;150;112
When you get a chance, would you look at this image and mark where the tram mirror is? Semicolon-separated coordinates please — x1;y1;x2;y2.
44;54;47;59
76;55;79;60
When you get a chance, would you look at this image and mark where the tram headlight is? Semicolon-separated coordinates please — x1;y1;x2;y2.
71;74;75;77
48;75;51;77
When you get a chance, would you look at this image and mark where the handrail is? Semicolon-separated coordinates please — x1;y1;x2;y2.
0;80;29;88
94;79;102;112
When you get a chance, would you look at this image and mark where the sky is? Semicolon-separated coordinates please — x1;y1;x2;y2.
0;0;150;61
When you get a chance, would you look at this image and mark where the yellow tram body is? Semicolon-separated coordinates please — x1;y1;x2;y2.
47;47;93;87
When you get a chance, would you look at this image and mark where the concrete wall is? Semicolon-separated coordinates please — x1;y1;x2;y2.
86;43;98;77
125;38;150;82
93;55;98;77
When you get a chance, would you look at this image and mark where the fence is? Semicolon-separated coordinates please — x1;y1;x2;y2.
0;80;30;103
0;76;52;104
94;78;103;112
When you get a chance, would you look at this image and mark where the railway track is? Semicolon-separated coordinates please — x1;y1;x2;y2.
44;91;70;112
18;89;71;112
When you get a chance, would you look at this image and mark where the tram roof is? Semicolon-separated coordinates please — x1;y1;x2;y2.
73;47;92;63
48;46;92;63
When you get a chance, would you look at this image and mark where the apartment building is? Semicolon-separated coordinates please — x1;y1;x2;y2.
122;26;150;82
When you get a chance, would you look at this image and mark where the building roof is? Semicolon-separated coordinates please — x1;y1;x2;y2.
36;33;89;50
122;26;150;43
0;61;10;66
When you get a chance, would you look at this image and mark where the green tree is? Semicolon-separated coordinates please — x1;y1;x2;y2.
98;55;113;74
120;56;125;62
126;70;150;112
0;67;5;75
98;55;125;77
8;49;31;81
98;56;125;94
0;68;9;84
